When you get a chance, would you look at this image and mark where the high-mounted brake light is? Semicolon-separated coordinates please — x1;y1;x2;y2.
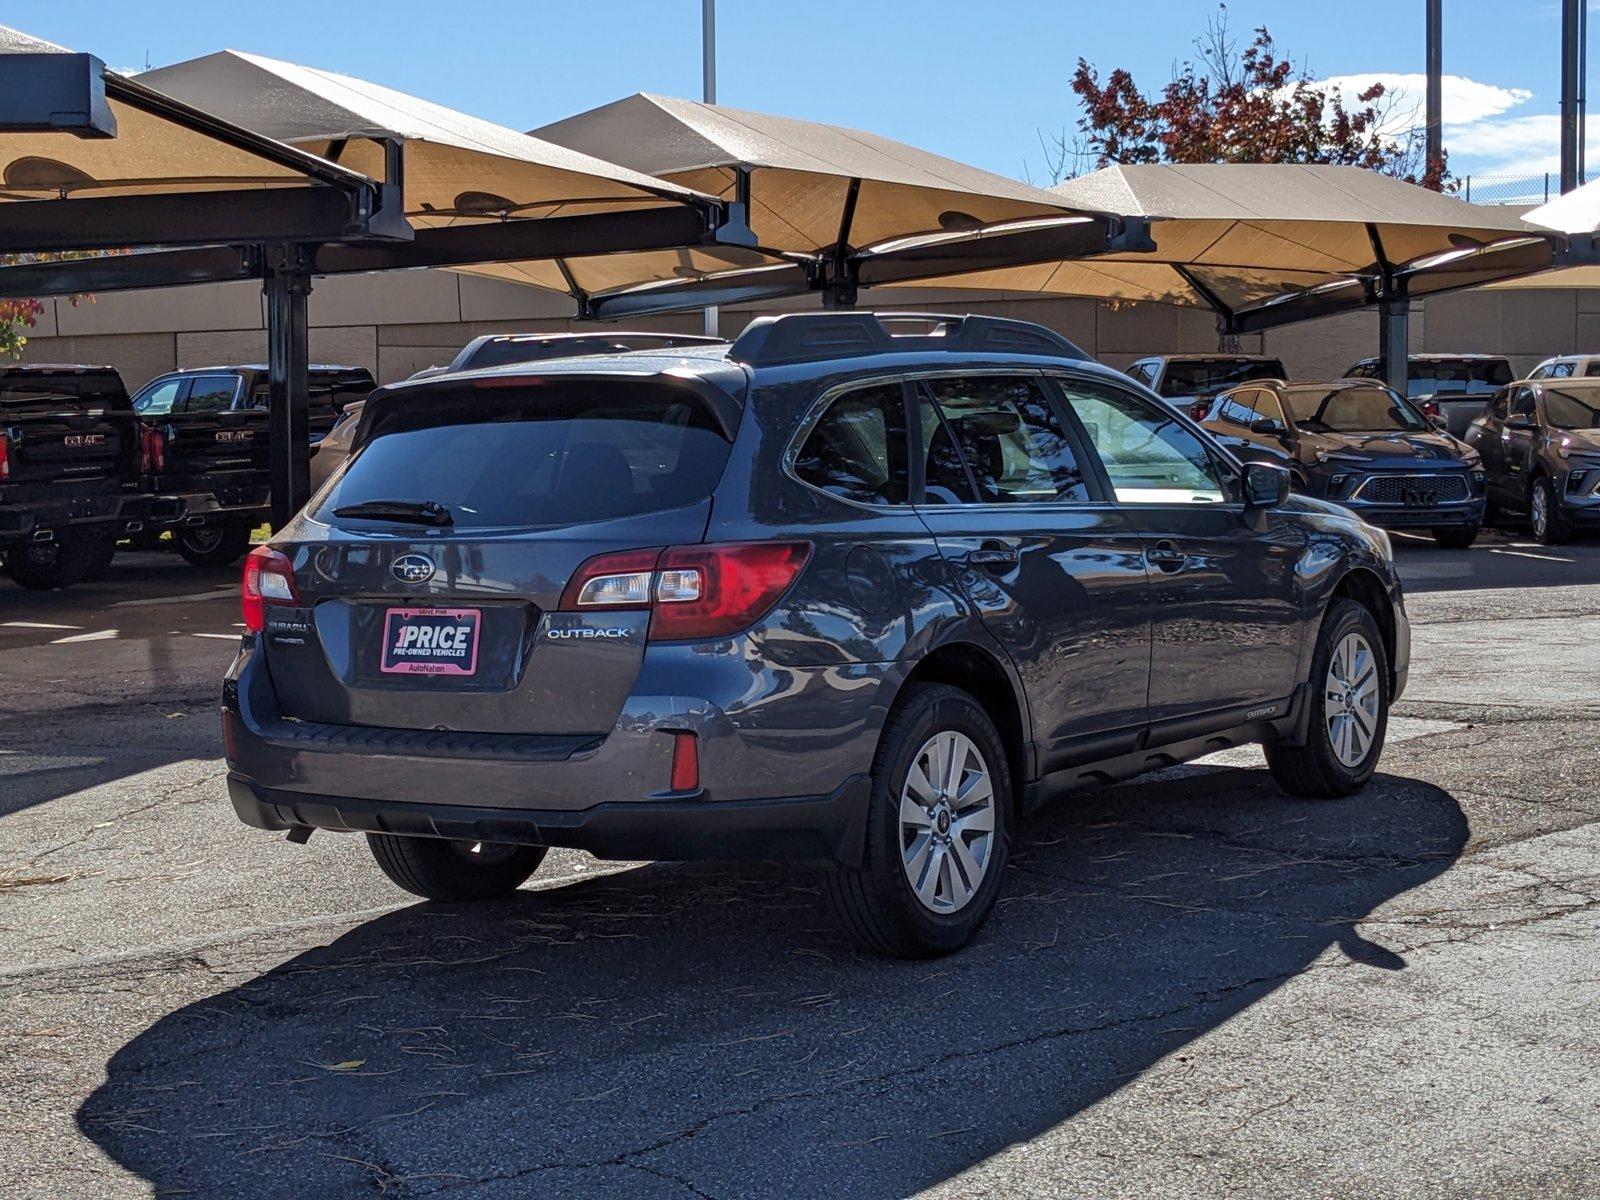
559;541;812;641
0;431;10;482
241;545;301;632
138;425;165;475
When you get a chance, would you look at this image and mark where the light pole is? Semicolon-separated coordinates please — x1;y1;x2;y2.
1424;0;1442;188
701;0;718;338
1561;0;1586;192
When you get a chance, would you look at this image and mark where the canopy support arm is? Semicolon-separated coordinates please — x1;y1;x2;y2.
263;245;313;528
1365;222;1409;392
1171;264;1240;351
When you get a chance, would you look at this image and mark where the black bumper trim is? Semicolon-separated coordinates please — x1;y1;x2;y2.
228;773;873;867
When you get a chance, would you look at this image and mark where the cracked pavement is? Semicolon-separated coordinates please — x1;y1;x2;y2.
1;536;1597;1199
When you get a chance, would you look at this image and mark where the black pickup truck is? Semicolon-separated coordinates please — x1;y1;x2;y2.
131;365;374;568
0;364;152;590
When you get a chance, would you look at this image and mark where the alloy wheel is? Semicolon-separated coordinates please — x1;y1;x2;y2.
899;730;996;913
1324;632;1381;768
1531;485;1548;540
183;527;224;553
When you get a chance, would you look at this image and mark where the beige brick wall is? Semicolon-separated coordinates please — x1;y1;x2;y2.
14;271;1595;392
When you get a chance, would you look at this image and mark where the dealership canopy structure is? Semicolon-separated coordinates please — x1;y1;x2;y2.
454;92;1145;316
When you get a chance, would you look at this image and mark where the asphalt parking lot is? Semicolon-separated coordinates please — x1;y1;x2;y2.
1;531;1597;1199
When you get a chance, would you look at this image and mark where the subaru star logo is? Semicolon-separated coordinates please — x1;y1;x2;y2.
391;554;435;585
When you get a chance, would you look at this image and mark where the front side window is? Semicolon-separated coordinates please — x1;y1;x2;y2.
182;375;239;414
1214;387;1285;429
1063;382;1231;504
917;376;1089;504
1510;386;1537;420
791;383;909;505
134;378;182;416
1126;361;1156;387
1550;361;1576;378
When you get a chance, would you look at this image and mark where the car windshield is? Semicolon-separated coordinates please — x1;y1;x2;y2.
1282;385;1430;433
315;380;732;530
1157;359;1284;398
1543;387;1600;429
1406;359;1512;396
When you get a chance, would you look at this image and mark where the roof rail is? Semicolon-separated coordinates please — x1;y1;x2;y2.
727;312;1087;368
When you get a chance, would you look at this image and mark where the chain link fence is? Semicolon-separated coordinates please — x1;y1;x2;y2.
1457;172;1587;206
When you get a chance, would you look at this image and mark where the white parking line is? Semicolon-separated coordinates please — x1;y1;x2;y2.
1489;548;1576;562
50;630;119;644
1;621;82;630
110;586;236;609
191;633;241;640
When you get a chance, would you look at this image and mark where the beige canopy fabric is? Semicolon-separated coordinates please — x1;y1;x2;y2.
0;26;373;208
136;54;711;226
870;164;1552;314
452;92;1095;305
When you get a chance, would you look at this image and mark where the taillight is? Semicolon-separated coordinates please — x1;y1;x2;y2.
1189;400;1209;421
139;426;165;474
1420;400;1441;417
241;545;301;632
0;432;10;482
559;541;812;641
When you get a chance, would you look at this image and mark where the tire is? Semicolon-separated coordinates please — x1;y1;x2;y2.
3;531;106;591
78;530;118;582
366;834;546;901
1266;598;1390;799
175;521;253;569
1529;476;1571;546
1431;526;1478;550
822;683;1012;958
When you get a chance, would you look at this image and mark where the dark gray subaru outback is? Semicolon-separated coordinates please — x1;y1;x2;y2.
223;313;1409;957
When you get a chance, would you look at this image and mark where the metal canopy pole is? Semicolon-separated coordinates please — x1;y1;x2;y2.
1562;0;1583;193
1378;290;1411;394
1425;0;1443;186
264;245;313;529
701;0;719;337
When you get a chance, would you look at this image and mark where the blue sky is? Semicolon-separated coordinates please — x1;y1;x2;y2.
26;0;1598;186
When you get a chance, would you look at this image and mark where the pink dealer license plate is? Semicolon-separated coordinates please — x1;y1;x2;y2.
380;607;481;676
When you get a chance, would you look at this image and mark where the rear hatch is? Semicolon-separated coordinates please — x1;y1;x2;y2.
263;373;739;734
0;367;137;501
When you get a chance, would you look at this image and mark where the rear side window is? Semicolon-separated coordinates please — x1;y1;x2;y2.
792;383;909;505
918;375;1089;504
182;375;239;414
317;380;731;530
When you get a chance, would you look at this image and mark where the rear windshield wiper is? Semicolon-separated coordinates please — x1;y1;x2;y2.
332;499;454;527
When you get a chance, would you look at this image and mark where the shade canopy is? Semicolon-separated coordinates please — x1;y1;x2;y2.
0;25;390;252
136;53;710;225
557;163;1558;332
454;92;1123;311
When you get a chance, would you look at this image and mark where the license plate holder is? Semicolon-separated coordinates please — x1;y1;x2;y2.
380;606;481;676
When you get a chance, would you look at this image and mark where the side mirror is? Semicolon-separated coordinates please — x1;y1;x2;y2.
1248;417;1286;435
1242;460;1292;509
1505;416;1536;431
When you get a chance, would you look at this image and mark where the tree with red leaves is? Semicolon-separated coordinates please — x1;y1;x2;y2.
1044;6;1445;189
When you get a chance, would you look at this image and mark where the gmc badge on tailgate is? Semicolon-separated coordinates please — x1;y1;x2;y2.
215;430;253;443
62;434;105;447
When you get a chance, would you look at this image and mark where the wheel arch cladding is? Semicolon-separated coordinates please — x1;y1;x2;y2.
1329;568;1397;698
893;641;1028;805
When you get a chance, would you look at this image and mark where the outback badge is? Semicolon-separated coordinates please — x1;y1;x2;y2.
390;553;435;585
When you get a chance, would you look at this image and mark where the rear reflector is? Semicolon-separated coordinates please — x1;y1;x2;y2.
241;545;301;632
670;731;699;792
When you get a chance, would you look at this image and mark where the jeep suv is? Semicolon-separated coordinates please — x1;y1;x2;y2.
223;313;1409;957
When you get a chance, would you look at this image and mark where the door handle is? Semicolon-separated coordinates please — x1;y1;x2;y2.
962;541;1020;572
1146;540;1187;573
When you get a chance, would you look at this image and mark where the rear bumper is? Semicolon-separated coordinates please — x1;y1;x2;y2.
0;492;151;544
150;490;270;529
228;773;871;865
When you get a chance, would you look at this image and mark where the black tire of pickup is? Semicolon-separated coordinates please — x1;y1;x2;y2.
4;532;108;591
175;521;253;570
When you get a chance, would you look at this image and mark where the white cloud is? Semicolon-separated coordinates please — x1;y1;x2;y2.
1305;73;1534;136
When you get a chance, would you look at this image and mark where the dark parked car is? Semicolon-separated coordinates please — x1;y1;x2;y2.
1200;378;1485;548
131;364;374;567
1465;378;1600;544
1125;354;1287;420
407;331;722;381
224;312;1409;957
0;364;151;590
1343;354;1513;438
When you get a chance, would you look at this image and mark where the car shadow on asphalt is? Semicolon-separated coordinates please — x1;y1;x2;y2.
75;766;1467;1199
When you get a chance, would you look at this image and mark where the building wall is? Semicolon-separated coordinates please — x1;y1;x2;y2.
14;269;1584;391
